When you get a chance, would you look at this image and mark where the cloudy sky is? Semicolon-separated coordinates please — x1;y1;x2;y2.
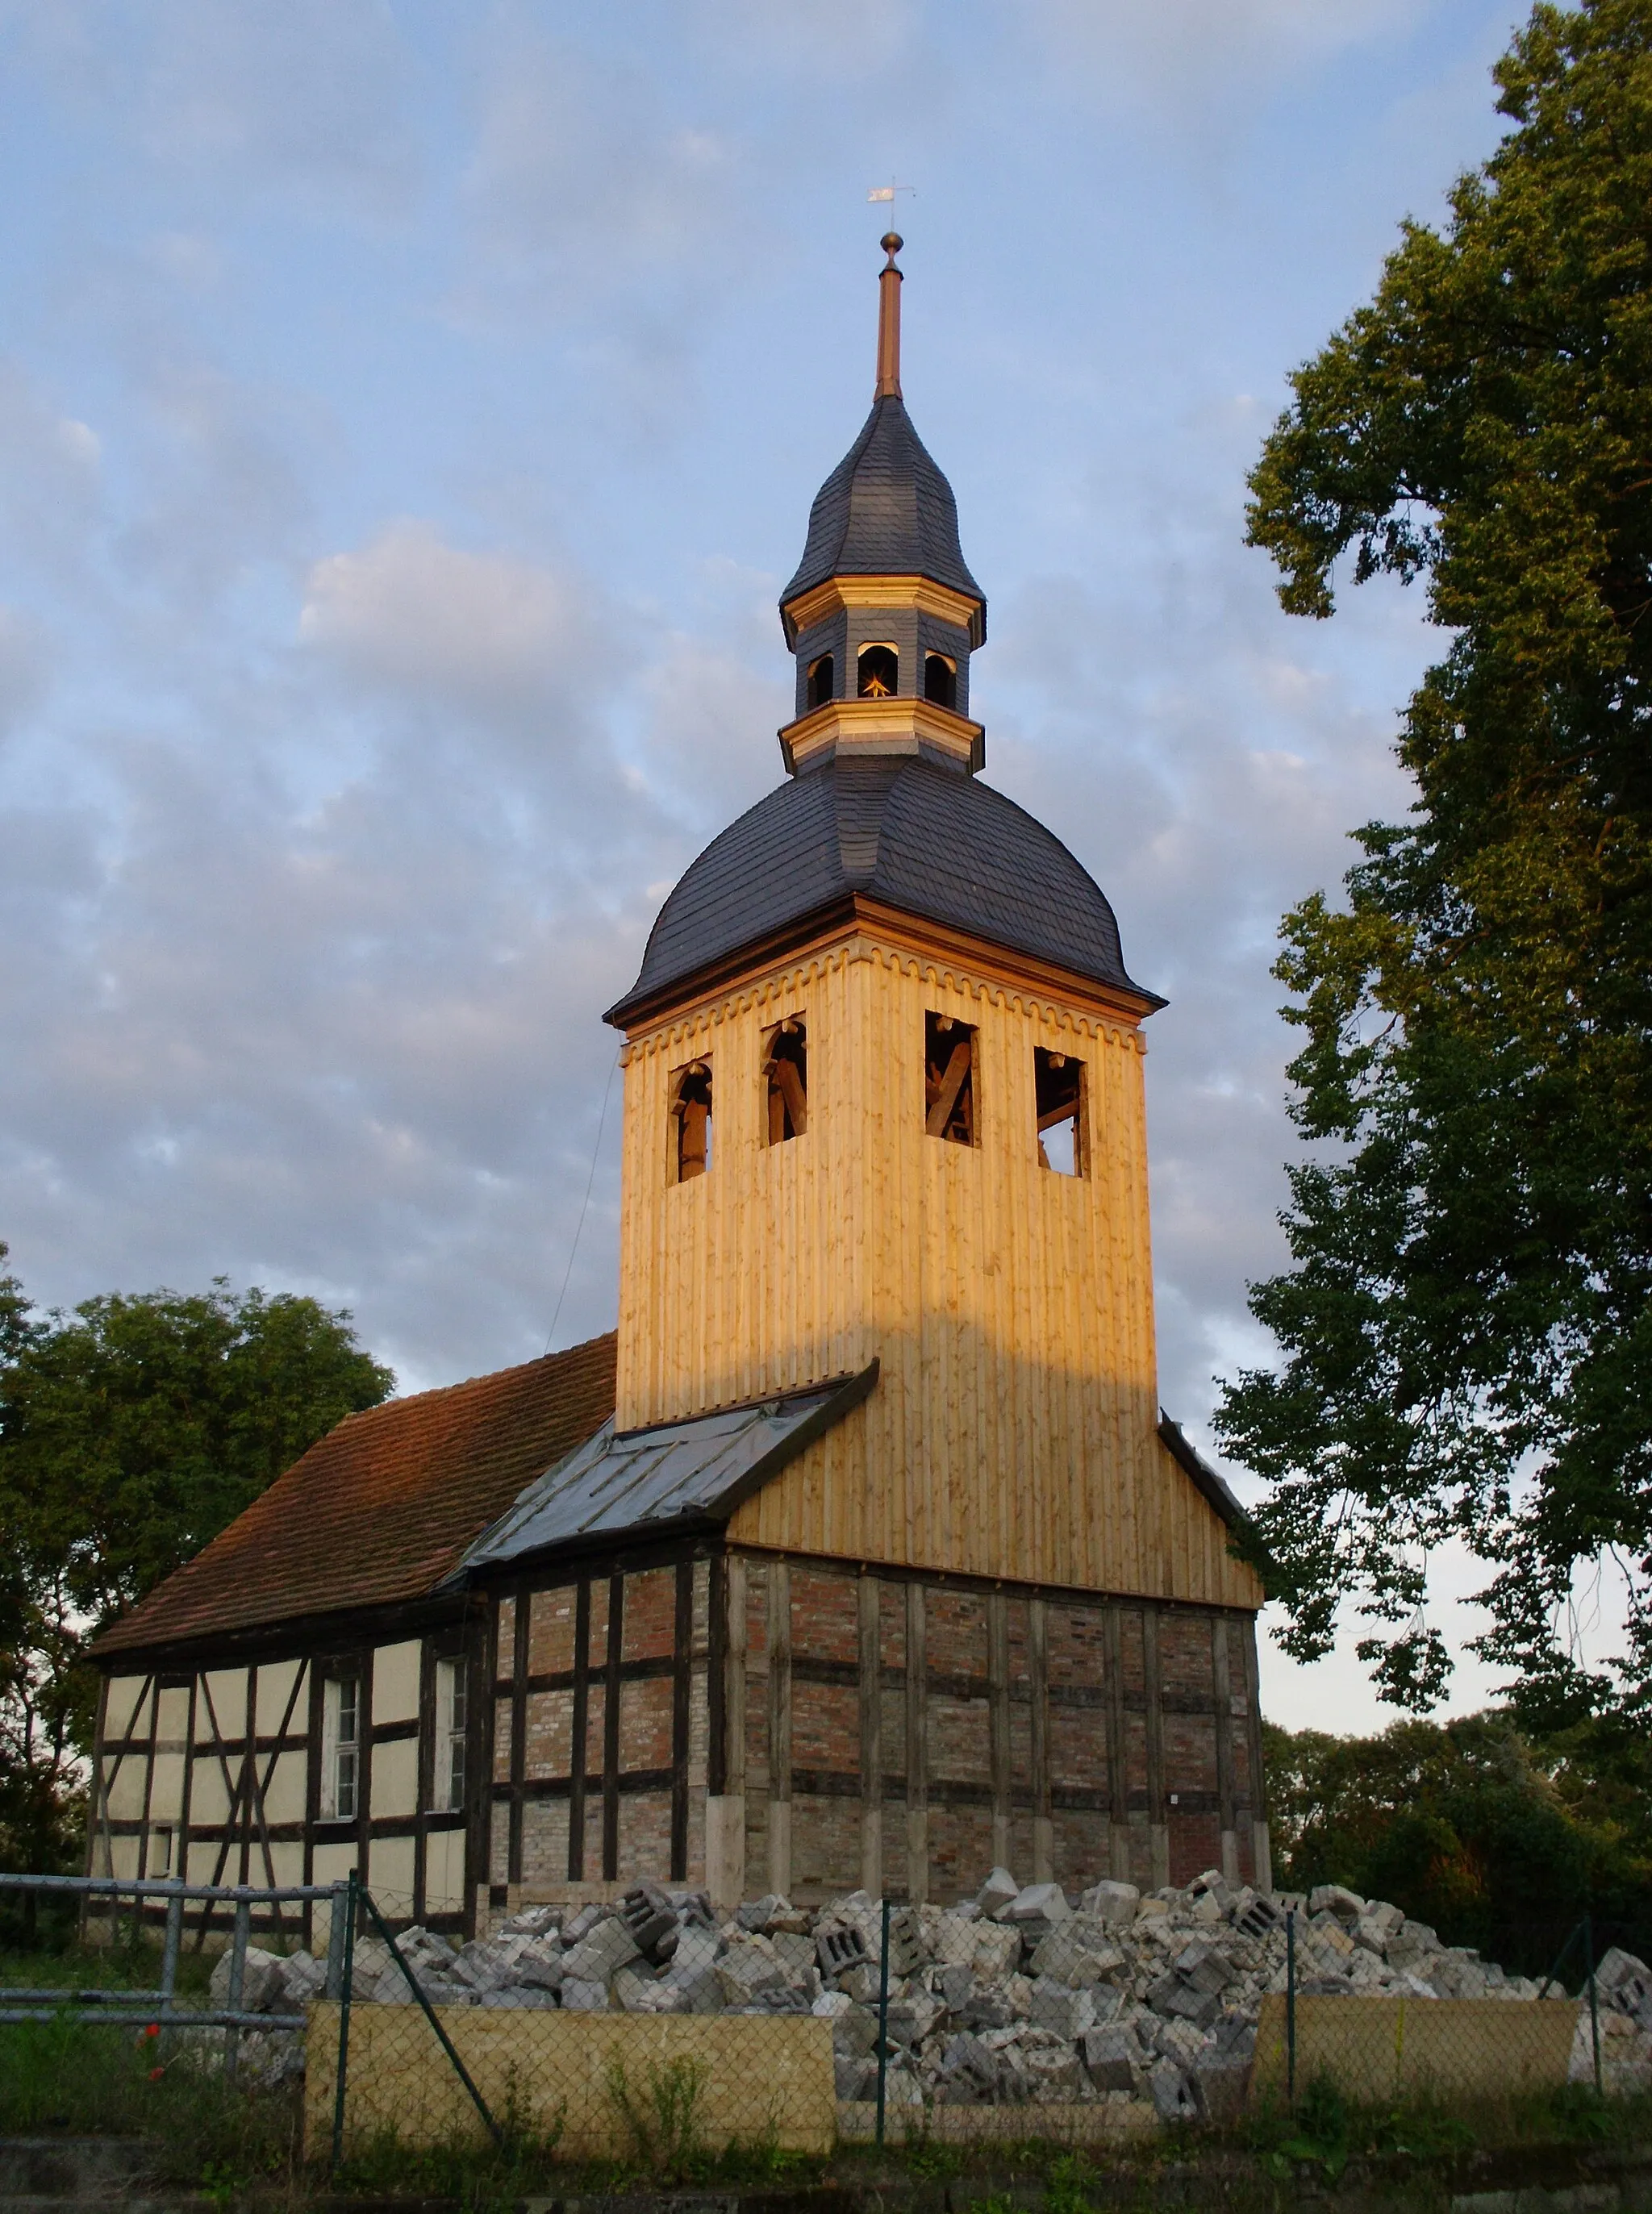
0;0;1530;1728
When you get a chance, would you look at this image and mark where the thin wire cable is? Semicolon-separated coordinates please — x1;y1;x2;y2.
543;1049;620;1356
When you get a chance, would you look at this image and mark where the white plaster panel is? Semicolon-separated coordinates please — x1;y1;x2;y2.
371;1737;419;1819
369;1834;416;1908
201;1670;247;1742
156;1687;191;1741
261;1749;309;1827
312;1841;358;1888
256;1658;305;1734
373;1641;421;1726
105;1761;148;1821
423;1828;466;1913
104;1675;151;1741
189;1766;231;1827
148;1752;186;1822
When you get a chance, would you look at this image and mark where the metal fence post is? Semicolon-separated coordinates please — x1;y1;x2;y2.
1585;1912;1602;2097
331;1869;358;2176
161;1890;184;2028
874;1896;891;2148
1286;1907;1297;2108
323;1881;348;1999
225;1896;250;2079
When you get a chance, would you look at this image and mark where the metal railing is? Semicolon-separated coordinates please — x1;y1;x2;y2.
0;1871;350;2030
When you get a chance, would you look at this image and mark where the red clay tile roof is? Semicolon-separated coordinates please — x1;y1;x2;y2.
92;1332;617;1662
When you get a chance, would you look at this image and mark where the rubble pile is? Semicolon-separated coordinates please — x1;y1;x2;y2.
220;1871;1652;2118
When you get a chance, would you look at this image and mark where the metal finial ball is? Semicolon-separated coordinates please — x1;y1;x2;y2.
881;232;903;256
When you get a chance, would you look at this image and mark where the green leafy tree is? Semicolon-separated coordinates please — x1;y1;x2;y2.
0;1244;393;1870
1263;1712;1651;1958
1216;0;1652;1720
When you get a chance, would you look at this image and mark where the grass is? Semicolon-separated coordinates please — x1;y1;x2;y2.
0;2012;300;2191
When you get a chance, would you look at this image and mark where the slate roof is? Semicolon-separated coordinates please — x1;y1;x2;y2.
607;757;1160;1025
92;1332;619;1661
781;395;984;619
457;1364;878;1580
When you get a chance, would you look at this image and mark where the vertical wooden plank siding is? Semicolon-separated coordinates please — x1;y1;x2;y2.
766;1561;792;1896
615;930;1260;1613
904;1582;928;1903
857;1575;882;1897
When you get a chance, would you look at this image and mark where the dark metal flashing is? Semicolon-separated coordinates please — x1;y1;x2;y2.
1158;1413;1249;1532
455;1361;880;1586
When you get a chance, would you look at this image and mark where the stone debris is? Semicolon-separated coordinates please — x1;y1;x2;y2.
215;1873;1652;2118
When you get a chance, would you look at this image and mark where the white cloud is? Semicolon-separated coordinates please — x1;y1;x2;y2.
300;522;601;728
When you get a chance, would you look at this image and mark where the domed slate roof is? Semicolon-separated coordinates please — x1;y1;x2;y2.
780;396;985;623
606;757;1158;1025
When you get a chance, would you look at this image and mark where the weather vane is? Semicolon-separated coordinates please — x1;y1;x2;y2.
867;179;916;223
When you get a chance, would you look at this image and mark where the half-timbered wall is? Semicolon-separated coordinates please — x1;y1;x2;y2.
90;1618;482;1943
482;1541;1269;1922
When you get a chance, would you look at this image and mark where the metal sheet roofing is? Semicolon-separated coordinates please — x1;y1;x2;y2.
457;1364;878;1575
607;757;1160;1024
781;395;984;615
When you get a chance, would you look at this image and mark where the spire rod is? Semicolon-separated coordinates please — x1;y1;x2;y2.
875;232;903;399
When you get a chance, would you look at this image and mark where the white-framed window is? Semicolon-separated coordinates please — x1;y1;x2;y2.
436;1656;467;1812
322;1673;360;1821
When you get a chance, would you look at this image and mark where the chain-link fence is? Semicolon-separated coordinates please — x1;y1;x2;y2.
6;1865;1651;2165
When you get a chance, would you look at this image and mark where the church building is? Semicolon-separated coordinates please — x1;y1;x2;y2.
89;241;1270;1946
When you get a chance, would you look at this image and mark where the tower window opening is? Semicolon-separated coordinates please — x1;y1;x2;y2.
857;644;899;698
763;1018;807;1144
923;653;957;708
673;1060;713;1182
806;655;834;710
1035;1048;1085;1176
925;1011;976;1145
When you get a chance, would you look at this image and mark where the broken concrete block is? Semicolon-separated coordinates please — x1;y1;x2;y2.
1081;1880;1141;1927
658;1962;724;2015
620;1883;678;1963
1024;2044;1087;2100
1174;1941;1237;1996
836;2054;877;2100
560;1977;608;2012
838;1962;882;2004
770;1930;818;1983
1028;1976;1095;2040
1233;1893;1281;1941
275;1951;327;2005
1147;2059;1198;2122
561;1903;609;1945
1308;1883;1365;1923
937;2031;1002;2102
1597;1948;1652;2017
1003;1882;1071;1924
978;1866;1021;1920
970;1921;1022;1979
499;1903;561;1938
1080;2024;1141;2092
817;1921;869;1978
561;1916;642;1985
935;1962;974;2009
715;1937;786;2004
209;1945;289;2015
512;1940;565;1994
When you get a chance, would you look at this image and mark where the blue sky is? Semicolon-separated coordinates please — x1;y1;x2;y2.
0;0;1530;1728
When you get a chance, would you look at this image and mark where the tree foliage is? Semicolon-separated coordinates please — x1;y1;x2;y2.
0;1244;393;1870
1263;1712;1651;1957
1216;0;1652;1720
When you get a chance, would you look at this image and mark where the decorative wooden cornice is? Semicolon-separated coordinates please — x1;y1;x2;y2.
778;693;985;774
780;572;985;649
611;895;1162;1048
